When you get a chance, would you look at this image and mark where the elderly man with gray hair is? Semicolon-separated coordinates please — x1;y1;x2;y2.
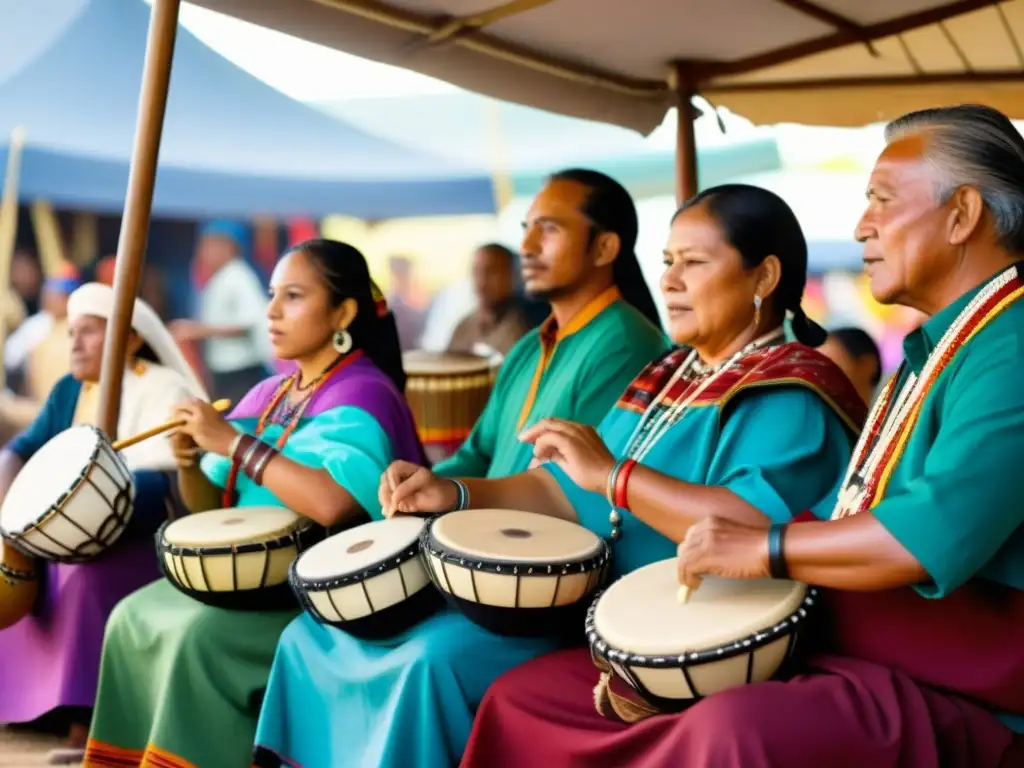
458;104;1024;768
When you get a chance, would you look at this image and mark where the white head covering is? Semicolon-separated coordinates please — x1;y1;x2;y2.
67;282;208;400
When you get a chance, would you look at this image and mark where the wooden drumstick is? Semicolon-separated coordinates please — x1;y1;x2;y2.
677;584;696;604
111;399;231;451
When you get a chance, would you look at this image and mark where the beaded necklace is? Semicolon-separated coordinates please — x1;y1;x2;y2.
607;327;785;540
832;264;1024;520
221;350;362;507
623;328;785;464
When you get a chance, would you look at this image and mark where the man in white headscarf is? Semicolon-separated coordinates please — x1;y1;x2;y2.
0;282;209;760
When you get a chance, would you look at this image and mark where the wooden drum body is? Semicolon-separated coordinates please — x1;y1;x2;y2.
587;559;813;711
422;509;609;637
0;539;38;629
158;507;321;611
402;351;496;459
0;425;134;562
290;517;441;639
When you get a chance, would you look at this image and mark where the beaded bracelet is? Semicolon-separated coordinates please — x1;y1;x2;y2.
450;479;470;511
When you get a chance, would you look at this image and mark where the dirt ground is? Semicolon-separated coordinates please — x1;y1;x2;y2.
0;727;75;767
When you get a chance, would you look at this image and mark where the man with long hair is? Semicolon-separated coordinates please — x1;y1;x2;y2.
436;168;669;479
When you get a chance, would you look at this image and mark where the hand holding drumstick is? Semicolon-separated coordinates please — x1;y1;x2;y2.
118;399;232;468
167;398;238;460
676;516;775;601
112;399;231;452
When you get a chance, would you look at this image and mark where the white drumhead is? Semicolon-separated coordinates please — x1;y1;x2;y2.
432;510;601;564
164;507;302;547
296;517;425;580
402;351;493;375
595;559;806;655
0;426;102;533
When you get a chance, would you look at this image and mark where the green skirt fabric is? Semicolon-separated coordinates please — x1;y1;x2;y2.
84;579;296;768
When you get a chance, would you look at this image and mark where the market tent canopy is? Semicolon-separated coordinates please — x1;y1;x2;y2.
0;0;494;218
189;0;1024;136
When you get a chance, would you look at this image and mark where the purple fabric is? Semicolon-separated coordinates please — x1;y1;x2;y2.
229;355;425;465
272;359;296;376
0;540;159;723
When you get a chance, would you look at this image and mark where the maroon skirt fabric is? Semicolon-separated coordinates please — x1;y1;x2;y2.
461;647;1020;768
820;583;1024;714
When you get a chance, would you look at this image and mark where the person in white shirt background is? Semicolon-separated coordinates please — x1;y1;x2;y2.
170;220;273;404
1;261;83;436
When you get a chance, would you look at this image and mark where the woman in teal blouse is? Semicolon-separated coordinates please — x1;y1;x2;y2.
253;185;867;768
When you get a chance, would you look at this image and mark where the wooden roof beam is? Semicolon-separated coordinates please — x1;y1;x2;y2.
706;68;1024;91
698;0;1007;78
773;0;880;56
423;0;562;45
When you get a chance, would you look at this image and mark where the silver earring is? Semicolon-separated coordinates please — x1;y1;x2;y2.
333;328;352;354
753;295;762;327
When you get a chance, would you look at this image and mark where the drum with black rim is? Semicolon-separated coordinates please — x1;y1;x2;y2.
290;516;440;639
0;425;134;562
158;507;321;611
587;559;813;714
421;509;610;637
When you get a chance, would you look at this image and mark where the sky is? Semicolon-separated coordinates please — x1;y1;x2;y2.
169;1;458;102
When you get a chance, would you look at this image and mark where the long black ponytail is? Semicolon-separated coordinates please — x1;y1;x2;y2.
548;168;662;330
288;238;408;391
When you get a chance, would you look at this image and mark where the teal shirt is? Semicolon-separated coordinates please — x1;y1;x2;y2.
545;350;855;578
202;406;393;514
871;280;1024;599
435;294;669;479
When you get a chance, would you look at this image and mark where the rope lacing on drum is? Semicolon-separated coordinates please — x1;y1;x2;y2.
591;655;660;724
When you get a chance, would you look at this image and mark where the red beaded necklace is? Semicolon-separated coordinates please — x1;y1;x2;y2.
832;265;1024;519
221;350;363;507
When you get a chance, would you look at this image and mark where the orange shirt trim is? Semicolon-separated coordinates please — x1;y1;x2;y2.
515;286;622;432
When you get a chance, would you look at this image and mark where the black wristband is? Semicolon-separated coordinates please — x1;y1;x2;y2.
767;523;789;579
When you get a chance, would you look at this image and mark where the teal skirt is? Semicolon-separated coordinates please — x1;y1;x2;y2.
254;609;559;768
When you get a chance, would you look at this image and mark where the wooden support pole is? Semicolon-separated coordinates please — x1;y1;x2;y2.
0;128;27;393
671;63;699;204
97;0;180;437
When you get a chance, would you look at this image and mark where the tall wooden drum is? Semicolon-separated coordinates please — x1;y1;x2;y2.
402;351;497;461
0;539;38;629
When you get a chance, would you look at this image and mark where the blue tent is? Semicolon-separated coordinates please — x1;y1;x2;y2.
0;0;494;219
320;94;782;200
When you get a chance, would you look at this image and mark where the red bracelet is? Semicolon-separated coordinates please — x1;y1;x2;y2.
613;459;637;511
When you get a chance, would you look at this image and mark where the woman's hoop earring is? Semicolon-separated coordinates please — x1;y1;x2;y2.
333;328;352;354
753;295;762;328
